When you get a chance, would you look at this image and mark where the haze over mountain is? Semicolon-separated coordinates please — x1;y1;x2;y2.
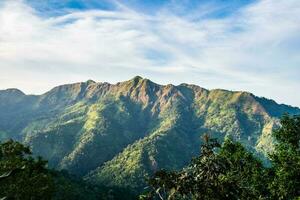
0;76;299;191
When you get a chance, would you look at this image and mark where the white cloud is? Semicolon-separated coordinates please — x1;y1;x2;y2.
0;0;299;107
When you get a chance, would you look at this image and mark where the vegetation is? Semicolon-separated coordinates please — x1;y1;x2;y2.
0;140;136;200
0;139;54;199
0;111;299;199
268;115;300;199
142;115;300;200
0;77;299;194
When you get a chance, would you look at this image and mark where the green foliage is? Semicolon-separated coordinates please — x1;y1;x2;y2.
268;115;300;200
0;139;54;200
218;139;269;199
86;108;201;191
0;139;137;200
52;170;137;200
143;115;300;200
0;77;299;194
142;134;268;200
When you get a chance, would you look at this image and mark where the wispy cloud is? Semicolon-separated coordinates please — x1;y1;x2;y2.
0;0;299;107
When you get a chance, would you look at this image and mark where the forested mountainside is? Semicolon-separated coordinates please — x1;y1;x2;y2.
0;76;299;191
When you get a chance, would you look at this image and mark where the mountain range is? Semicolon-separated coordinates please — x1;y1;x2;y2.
0;76;299;191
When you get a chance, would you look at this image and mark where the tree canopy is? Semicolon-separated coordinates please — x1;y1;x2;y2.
268;115;300;200
142;115;300;200
0;139;54;199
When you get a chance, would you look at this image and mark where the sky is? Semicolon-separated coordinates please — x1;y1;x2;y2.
0;0;299;107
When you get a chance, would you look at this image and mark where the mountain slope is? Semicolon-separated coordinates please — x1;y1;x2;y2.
0;76;299;191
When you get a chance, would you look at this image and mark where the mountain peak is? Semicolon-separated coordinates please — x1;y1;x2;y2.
126;76;147;87
0;77;300;192
129;76;146;84
132;75;143;81
86;80;96;84
0;88;25;96
0;88;26;103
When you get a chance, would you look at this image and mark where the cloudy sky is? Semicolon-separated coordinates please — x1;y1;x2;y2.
0;0;299;107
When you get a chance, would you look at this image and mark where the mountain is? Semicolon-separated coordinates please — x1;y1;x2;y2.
0;76;299;191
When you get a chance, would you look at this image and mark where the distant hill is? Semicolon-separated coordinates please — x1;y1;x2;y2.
0;76;299;191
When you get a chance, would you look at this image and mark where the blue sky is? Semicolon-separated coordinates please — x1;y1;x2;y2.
0;0;299;107
25;0;256;17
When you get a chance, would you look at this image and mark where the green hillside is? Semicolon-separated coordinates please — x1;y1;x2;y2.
0;76;299;191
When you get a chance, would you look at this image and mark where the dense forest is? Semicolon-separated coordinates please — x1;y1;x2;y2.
1;114;299;199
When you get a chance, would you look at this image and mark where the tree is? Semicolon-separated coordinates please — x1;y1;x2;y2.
218;139;269;200
141;134;268;200
0;139;54;199
0;139;136;200
268;115;300;200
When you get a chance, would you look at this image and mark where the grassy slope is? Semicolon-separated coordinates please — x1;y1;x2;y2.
0;76;299;191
